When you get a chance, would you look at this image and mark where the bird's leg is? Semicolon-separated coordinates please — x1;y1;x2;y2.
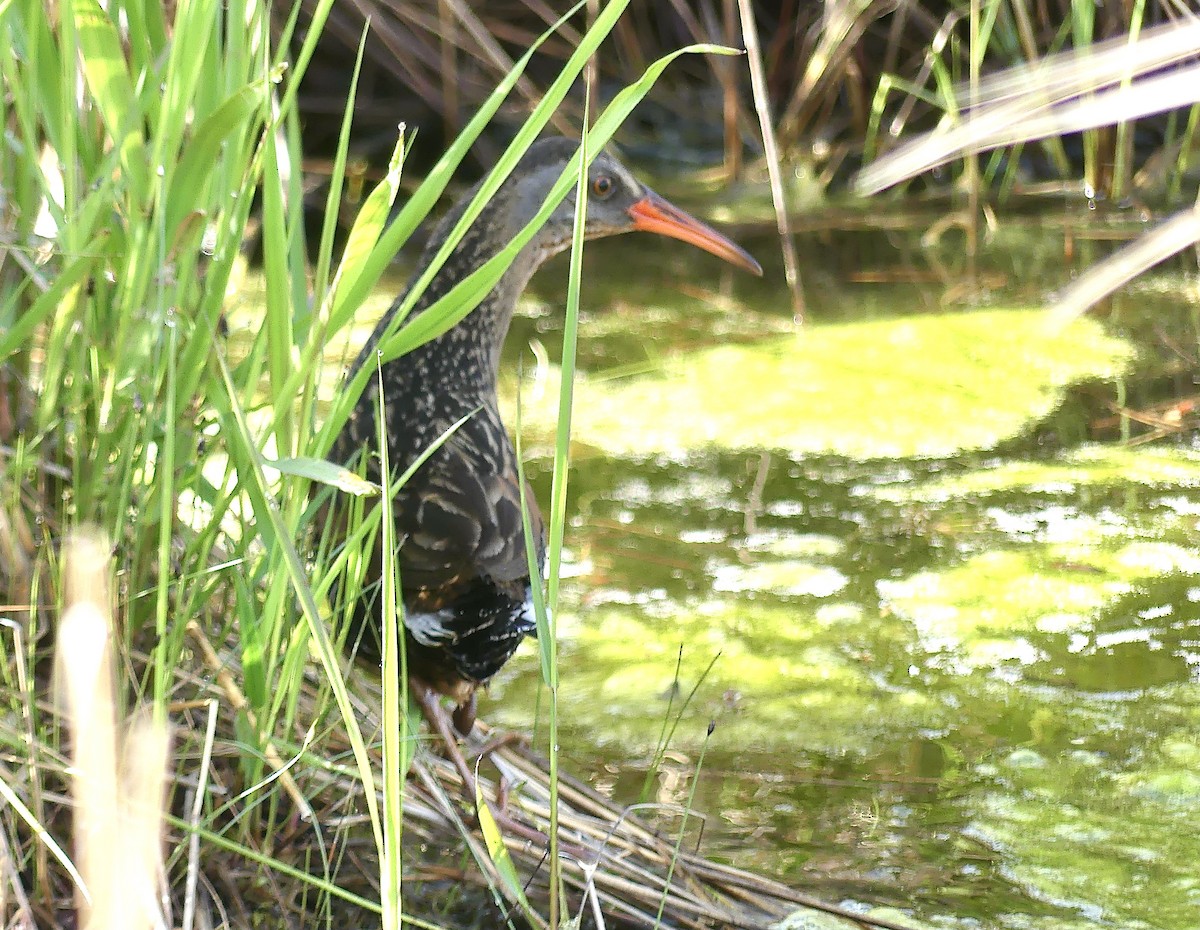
451;690;477;737
410;676;480;799
409;679;567;852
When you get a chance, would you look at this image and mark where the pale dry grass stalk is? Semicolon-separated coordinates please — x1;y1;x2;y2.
56;531;170;930
855;18;1200;320
737;0;805;323
856;19;1200;194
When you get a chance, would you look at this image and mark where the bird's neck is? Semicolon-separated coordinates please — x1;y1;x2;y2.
406;228;543;397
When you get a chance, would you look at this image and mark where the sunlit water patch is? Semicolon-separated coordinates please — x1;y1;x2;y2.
511;307;1131;457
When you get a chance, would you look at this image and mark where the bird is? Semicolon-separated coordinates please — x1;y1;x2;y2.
329;136;761;781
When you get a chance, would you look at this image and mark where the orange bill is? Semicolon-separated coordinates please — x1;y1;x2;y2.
627;191;763;276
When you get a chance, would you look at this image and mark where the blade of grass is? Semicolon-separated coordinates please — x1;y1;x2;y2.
0;768;88;899
476;780;538;923
652;721;716;930
163;81;271;237
0;255;96;360
268;457;379;496
640;652;721;805
72;0;149;202
150;0;219;180
375;353;406;930
1110;0;1148;202
166;814;382;913
152;319;179;719
737;0;804;321
261;112;299;458
313;22;373;302
326;131;409;331
539;86;594;930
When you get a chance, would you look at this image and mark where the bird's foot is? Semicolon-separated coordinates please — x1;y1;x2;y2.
468;727;529;766
409;679;563;852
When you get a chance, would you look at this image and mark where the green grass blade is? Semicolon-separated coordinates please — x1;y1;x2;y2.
71;0;149;202
0;255;96;360
150;0;218;172
374;355;406;930
652;722;715;930
268;457;379;496
0;769;88;897
314;22;372;301
166;815;382;914
260;118;299;457
327;131;408;327
164;80;271;236
550;98;594;930
639;651;720;804
274;0;338;116
546;122;591;621
152;320;179;719
512;418;551;692
475;781;537;922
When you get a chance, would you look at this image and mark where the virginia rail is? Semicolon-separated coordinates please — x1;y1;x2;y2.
331;136;760;778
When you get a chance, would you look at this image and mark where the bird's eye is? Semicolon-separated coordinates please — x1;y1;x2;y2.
592;175;614;198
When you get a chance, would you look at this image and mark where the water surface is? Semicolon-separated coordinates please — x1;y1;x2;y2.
239;204;1200;929
476;210;1200;930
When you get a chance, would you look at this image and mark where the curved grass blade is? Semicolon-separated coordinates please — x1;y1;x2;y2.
164;80;272;236
326;130;408;326
268;457;379;496
475;781;537;923
208;346;385;857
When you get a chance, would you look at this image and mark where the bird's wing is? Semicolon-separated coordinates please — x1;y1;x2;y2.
394;407;543;606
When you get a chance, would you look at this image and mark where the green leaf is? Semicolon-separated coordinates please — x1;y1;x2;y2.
0;254;96;360
328;131;408;327
476;782;537;920
314;22;373;300
208;347;385;857
150;0;218;169
375;356;404;930
165;81;270;236
235;573;267;710
72;0;149;202
268;457;380;496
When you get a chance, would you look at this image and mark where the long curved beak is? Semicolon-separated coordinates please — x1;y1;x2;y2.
627;190;763;276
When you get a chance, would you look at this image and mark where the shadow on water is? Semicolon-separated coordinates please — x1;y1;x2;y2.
232;203;1200;929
